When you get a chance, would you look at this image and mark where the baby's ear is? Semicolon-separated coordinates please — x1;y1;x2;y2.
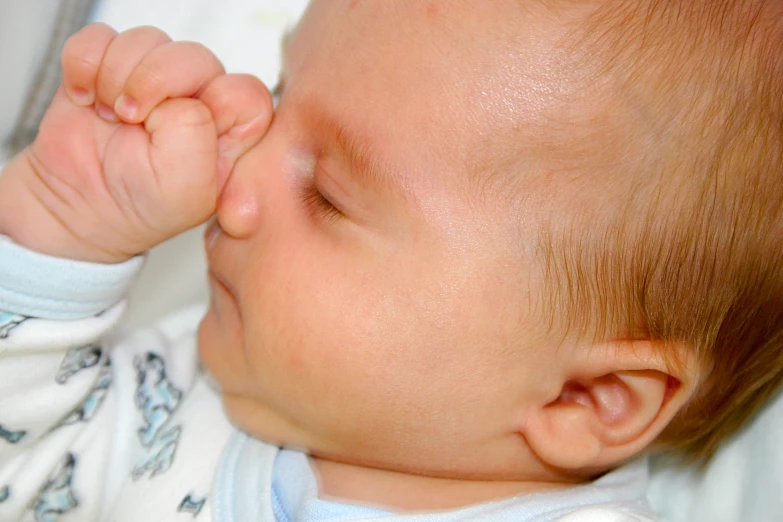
522;341;699;472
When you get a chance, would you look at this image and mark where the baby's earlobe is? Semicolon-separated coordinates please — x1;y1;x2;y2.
522;399;603;471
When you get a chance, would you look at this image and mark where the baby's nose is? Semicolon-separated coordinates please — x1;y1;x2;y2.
216;165;261;239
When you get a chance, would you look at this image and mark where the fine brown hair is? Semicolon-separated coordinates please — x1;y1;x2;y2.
537;0;783;463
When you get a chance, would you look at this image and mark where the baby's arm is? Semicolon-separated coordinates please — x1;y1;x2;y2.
0;23;272;521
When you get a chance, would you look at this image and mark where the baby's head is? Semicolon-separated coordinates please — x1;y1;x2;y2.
199;0;783;489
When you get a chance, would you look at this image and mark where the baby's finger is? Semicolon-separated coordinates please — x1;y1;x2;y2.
61;23;118;106
143;98;220;227
115;42;225;124
198;74;274;190
201;74;273;137
95;26;172;120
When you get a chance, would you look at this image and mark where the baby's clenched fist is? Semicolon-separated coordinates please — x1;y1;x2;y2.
0;23;273;263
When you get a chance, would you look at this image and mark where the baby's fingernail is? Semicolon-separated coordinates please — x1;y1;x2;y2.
114;94;138;121
96;103;118;123
71;87;93;106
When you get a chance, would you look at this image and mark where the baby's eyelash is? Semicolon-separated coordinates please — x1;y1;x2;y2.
297;181;343;223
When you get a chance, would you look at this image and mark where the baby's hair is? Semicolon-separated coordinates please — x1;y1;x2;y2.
537;0;783;463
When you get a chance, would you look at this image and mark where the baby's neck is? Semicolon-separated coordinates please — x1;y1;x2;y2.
310;456;569;512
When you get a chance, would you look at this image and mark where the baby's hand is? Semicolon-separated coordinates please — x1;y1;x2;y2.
0;24;272;263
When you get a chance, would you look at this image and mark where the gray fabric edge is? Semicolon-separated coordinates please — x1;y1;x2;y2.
4;0;97;156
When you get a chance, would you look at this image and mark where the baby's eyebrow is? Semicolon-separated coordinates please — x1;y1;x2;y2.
310;105;412;204
278;31;410;204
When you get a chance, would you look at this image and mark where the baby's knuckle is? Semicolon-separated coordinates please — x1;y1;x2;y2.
62;40;99;72
98;60;126;91
62;23;115;68
61;32;80;56
129;63;166;98
239;73;272;98
183;101;215;126
190;42;221;73
153;99;213;129
124;25;171;45
63;53;102;82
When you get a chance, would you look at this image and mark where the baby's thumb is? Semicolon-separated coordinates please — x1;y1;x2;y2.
142;97;220;230
199;74;274;192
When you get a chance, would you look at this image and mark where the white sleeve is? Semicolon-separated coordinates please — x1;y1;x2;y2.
0;235;145;521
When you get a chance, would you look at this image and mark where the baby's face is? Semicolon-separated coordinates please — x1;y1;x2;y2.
199;0;589;480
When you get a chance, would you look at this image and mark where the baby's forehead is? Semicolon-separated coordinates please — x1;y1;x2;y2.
283;0;738;213
284;2;604;148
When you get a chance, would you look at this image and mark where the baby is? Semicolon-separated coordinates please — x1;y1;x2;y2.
1;0;782;521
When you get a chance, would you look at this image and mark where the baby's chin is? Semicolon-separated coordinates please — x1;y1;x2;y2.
218;388;324;453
